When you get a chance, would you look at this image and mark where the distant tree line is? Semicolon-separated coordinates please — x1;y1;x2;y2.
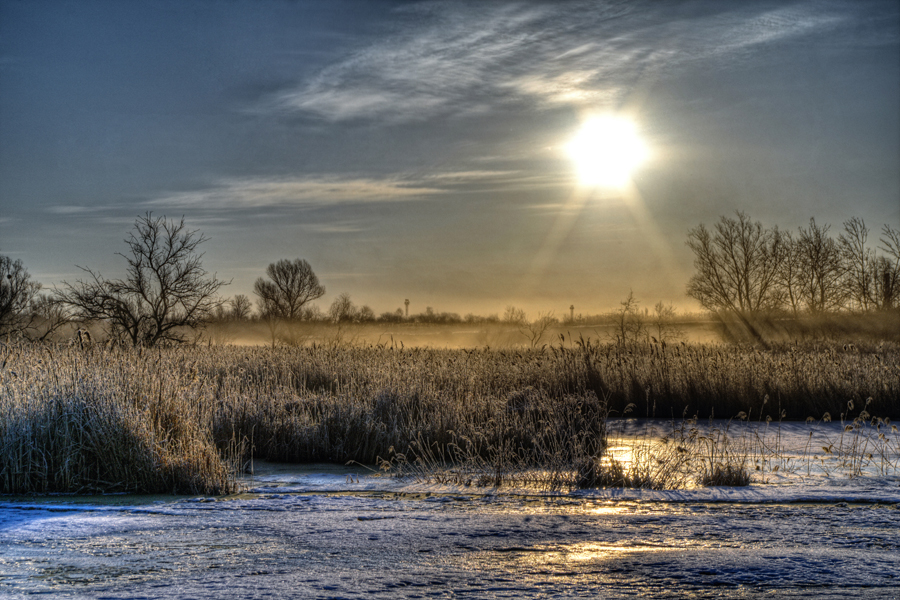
0;214;520;346
686;212;900;335
3;212;896;346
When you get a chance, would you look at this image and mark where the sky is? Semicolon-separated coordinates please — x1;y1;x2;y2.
1;0;898;318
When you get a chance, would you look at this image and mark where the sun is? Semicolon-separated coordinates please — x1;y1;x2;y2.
566;115;649;187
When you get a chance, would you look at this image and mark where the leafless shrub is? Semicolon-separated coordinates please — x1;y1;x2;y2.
503;305;527;325
609;291;647;346
652;301;685;343
518;312;556;348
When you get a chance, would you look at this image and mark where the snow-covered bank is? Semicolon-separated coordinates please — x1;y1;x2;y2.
2;421;898;598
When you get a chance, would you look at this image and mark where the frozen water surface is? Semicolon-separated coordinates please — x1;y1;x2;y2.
1;420;898;599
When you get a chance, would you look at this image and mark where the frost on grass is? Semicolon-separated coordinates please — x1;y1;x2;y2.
1;341;897;494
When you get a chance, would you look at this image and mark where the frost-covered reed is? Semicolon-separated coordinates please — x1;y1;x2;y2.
0;343;607;494
566;339;899;420
1;339;896;494
0;344;237;495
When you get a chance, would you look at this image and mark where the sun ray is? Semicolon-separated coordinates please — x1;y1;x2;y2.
515;115;678;303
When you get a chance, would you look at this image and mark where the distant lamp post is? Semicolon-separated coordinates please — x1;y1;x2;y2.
404;299;409;318
570;305;575;322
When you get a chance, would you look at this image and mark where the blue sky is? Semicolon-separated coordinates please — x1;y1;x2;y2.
1;0;898;317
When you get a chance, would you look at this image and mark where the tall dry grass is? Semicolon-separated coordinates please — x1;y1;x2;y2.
200;345;607;468
563;339;899;420
1;339;896;494
0;343;607;494
0;344;237;495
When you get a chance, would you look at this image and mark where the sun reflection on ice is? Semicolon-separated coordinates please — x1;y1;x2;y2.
601;443;637;469
584;503;628;516
565;542;669;561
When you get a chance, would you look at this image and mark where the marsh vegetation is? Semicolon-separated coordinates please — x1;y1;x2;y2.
2;212;898;495
2;339;897;495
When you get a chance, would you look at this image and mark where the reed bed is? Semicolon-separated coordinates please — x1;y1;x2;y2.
1;339;897;494
565;339;900;420
0;344;236;495
0;343;607;494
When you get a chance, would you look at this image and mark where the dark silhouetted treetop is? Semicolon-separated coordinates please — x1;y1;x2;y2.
686;211;785;315
254;258;325;320
58;214;227;346
0;255;42;337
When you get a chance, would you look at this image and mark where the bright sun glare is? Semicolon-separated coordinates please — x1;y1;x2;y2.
566;115;648;188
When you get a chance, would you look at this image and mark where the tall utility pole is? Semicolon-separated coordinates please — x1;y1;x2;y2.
404;299;409;318
570;305;575;322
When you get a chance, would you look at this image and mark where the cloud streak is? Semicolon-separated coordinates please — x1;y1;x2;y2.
272;0;847;123
143;168;570;213
146;176;444;210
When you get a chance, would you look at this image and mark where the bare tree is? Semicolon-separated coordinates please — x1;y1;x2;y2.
838;217;876;311
795;218;845;313
328;292;356;323
0;255;42;337
652;301;684;343
611;291;646;346
775;231;805;316
211;302;229;322
881;224;900;262
59;214;227;346
872;257;899;311
254;259;324;321
229;294;253;320
503;305;527;325
686;212;785;315
357;305;375;322
518;312;556;348
28;294;70;341
876;224;900;310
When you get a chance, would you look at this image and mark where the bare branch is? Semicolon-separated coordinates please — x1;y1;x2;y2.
838;217;874;311
57;213;227;346
518;312;556;348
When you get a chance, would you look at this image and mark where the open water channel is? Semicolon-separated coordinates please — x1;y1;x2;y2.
2;421;899;598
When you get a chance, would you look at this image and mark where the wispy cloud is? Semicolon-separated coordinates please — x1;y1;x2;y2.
419;168;570;193
419;169;560;190
144;168;572;212
46;205;112;215
146;176;443;210
422;170;520;182
271;1;847;123
302;221;369;234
